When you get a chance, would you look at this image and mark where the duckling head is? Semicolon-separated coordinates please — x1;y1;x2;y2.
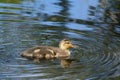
59;39;77;50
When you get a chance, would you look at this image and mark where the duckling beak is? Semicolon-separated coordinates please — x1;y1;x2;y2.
71;44;78;48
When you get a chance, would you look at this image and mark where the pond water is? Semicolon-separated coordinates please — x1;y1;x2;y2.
0;0;120;80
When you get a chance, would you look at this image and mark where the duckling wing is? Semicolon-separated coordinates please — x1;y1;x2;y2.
21;46;69;59
21;46;58;59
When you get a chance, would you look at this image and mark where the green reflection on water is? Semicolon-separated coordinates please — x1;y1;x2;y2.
0;0;21;4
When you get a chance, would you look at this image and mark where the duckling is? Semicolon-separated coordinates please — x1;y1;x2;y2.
21;39;77;62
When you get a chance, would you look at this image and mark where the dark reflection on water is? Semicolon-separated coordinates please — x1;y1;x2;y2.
0;0;120;80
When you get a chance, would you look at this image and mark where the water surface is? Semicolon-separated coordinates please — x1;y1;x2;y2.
0;0;120;80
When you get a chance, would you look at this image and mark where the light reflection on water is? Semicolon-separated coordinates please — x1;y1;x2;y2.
0;0;120;80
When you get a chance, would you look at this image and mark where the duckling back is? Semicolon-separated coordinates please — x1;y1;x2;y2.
21;46;70;61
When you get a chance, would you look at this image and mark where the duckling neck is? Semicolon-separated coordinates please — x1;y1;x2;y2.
59;46;71;55
59;45;67;50
64;50;70;55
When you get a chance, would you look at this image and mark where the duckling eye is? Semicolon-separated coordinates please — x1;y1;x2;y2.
65;41;70;44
